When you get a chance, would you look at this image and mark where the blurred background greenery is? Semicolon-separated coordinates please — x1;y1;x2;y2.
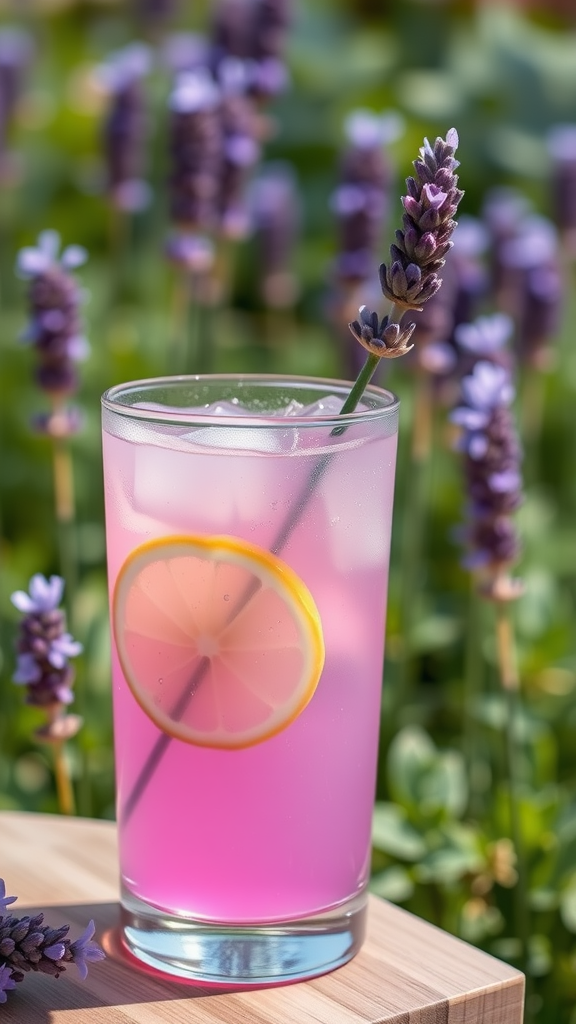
1;0;576;1020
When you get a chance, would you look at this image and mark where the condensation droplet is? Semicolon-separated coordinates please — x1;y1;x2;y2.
223;594;230;602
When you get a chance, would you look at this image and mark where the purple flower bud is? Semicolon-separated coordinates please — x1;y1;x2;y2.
15;233;89;399
11;575;82;711
452;361;523;572
378;129;463;312
0;964;17;1003
0;879;17;912
0;890;105;998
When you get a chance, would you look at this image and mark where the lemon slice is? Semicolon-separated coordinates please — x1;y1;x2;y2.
113;535;325;749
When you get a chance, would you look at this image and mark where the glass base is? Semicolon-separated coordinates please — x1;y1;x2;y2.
120;885;368;986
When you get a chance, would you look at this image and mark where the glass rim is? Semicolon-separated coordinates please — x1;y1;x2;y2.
101;373;400;429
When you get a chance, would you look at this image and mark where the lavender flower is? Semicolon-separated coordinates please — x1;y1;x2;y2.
452;311;514;384
99;43;152;213
16;231;89;402
67;921;106;980
0;964;17;1003
331;111;401;288
161;32;210;77
516;261;564;369
547;123;576;251
0;881;105;999
248;0;292;100
498;215;564;369
379;128;463;310
0;27;33;176
348;304;417;360
481;186;531;315
348;128;463;361
209;0;290;100
217;59;261;239
167;69;223;257
0;881;16;914
11;574;82;711
451;361;523;571
210;0;252;68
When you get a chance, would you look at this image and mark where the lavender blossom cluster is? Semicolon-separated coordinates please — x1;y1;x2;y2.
349;128;464;361
331;111;401;289
165;0;293;269
0;879;104;1003
451;360;523;573
99;43;152;213
16;232;89;429
11;574;82;712
210;0;291;101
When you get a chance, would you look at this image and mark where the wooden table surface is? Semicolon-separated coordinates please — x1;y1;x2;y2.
0;811;525;1023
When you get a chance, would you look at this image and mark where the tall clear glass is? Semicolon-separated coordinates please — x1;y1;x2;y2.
101;374;399;985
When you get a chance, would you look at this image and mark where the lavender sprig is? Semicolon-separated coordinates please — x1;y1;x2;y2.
451;359;529;980
99;43;152;214
15;234;88;781
11;574;83;713
167;68;223;240
217;59;261;240
547;123;576;256
332;110;400;290
16;230;89;424
451;360;523;591
0;879;105;1002
379;128;463;310
248;0;291;101
11;574;83;813
0;27;33;182
348;128;463;364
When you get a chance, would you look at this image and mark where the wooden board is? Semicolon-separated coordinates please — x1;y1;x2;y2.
0;811;525;1023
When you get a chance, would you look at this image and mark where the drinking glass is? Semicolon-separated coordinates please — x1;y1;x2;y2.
101;374;399;985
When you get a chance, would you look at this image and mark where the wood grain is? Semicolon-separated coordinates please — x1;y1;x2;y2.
0;812;525;1023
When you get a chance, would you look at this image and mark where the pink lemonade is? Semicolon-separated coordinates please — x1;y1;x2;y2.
101;375;398;978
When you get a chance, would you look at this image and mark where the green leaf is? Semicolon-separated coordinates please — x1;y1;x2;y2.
560;881;576;934
370;866;414;904
387;725;436;810
387;726;468;820
372;802;427;861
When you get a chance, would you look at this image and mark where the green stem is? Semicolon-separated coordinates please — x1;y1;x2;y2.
53;740;76;816
494;589;531;988
340;353;381;415
50;413;90;817
463;579;487;819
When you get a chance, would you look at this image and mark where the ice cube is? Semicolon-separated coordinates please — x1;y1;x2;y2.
319;431;398;571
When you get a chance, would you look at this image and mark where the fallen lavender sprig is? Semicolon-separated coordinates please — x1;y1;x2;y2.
0;879;105;1002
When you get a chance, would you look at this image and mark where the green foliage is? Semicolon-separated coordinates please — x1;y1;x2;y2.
1;0;576;1020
